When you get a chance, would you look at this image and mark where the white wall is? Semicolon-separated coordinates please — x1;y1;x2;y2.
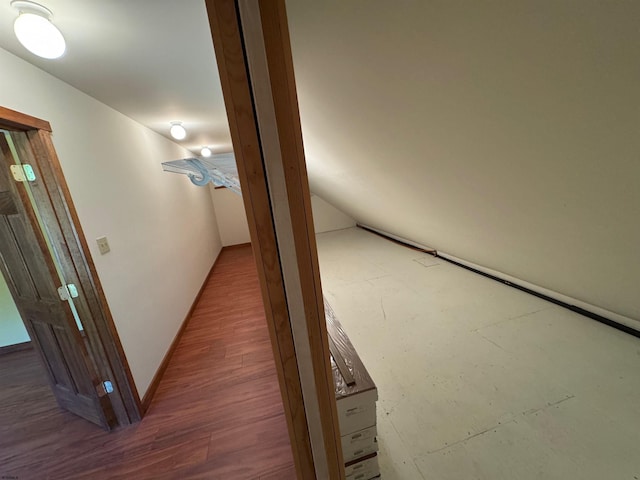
288;1;640;323
210;186;355;242
210;186;251;246
0;272;29;348
0;48;222;396
311;194;356;233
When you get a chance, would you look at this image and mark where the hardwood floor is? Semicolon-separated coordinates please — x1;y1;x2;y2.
0;245;295;480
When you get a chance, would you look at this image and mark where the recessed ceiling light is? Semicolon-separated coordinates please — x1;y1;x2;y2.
169;122;186;140
200;146;212;157
11;1;66;59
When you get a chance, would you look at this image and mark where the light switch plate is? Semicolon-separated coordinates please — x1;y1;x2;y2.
96;236;110;255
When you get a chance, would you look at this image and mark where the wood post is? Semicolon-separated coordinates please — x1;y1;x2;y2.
205;1;345;478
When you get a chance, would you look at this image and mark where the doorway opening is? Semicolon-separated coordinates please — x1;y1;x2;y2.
0;107;140;432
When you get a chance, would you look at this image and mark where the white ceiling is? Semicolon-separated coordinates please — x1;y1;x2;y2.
2;0;639;323
0;0;232;155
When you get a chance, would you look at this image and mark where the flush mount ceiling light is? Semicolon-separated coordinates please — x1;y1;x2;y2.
200;146;212;157
169;122;187;140
11;0;66;59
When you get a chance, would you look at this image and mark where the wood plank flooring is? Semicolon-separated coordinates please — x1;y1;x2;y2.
0;245;295;480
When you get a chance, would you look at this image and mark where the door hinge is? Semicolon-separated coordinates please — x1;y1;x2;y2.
96;380;114;397
10;164;36;182
57;284;79;301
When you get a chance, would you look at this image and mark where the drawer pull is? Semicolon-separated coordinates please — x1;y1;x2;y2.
353;450;364;456
353;464;363;470
351;433;362;439
355;475;365;480
347;407;358;412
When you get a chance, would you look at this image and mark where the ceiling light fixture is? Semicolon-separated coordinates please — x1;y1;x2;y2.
169;122;186;140
200;146;212;157
11;0;66;59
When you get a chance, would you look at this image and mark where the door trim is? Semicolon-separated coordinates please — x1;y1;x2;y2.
0;108;141;425
0;106;51;132
206;1;344;477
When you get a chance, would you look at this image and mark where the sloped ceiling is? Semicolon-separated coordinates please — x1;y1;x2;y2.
286;1;640;321
0;0;231;154
1;1;638;321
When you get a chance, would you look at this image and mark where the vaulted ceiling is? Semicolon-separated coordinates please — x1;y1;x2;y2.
1;1;638;322
0;0;230;154
287;1;640;322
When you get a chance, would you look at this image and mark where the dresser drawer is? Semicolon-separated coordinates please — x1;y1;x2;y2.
342;425;377;460
336;388;377;435
345;452;380;479
343;436;377;463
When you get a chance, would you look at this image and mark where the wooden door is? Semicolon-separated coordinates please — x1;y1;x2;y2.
0;132;114;429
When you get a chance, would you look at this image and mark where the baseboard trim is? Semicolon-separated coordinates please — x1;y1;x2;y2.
358;224;436;254
437;252;640;337
356;224;640;337
140;250;223;415
0;341;32;356
223;241;251;250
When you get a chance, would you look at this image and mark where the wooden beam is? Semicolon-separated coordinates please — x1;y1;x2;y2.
205;1;314;476
256;3;345;476
205;1;344;478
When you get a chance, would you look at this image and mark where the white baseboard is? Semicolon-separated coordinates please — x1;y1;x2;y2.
357;224;639;333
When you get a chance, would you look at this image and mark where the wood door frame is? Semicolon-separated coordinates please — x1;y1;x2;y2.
206;1;344;478
0;106;141;426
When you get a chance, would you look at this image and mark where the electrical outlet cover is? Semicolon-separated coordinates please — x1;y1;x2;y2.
96;236;110;255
